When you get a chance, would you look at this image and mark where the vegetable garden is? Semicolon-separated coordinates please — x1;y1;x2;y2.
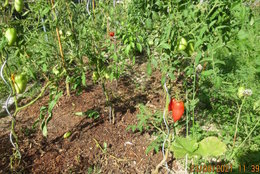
0;0;260;173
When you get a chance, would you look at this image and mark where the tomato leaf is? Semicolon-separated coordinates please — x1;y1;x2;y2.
125;45;131;55
159;42;171;50
136;43;142;52
201;70;214;77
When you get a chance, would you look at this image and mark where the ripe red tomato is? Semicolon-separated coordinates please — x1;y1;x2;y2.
172;101;184;122
109;32;115;37
168;98;176;111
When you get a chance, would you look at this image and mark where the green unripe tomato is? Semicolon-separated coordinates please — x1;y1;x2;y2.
5;28;17;46
237;87;245;98
14;0;24;13
14;73;27;94
178;37;188;51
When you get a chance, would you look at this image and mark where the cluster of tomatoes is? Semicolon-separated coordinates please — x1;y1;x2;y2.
168;98;184;122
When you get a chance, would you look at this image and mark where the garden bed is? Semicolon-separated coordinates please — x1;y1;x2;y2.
0;63;182;173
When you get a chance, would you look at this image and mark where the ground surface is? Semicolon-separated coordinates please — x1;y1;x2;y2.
0;62;181;174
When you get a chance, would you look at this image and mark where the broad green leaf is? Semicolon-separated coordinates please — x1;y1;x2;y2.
170;137;199;159
195;137;227;157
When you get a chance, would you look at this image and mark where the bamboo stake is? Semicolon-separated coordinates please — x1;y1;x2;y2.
50;0;70;97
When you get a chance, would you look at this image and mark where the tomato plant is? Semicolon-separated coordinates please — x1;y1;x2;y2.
0;0;259;173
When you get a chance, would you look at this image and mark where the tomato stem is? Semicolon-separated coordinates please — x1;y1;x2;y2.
101;81;114;123
231;117;260;158
232;98;245;148
14;81;51;115
192;57;197;136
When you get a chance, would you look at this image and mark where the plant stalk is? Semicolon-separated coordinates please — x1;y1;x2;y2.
50;0;70;97
233;98;245;148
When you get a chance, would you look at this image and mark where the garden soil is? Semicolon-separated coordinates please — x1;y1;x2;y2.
0;62;182;174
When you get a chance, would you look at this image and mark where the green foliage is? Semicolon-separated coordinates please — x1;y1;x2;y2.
1;0;260;171
170;137;199;158
170;136;227;159
33;91;62;137
196;137;227;157
127;104;167;153
127;104;153;132
127;0;260;168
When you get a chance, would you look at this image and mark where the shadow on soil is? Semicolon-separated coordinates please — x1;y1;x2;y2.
232;148;260;174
